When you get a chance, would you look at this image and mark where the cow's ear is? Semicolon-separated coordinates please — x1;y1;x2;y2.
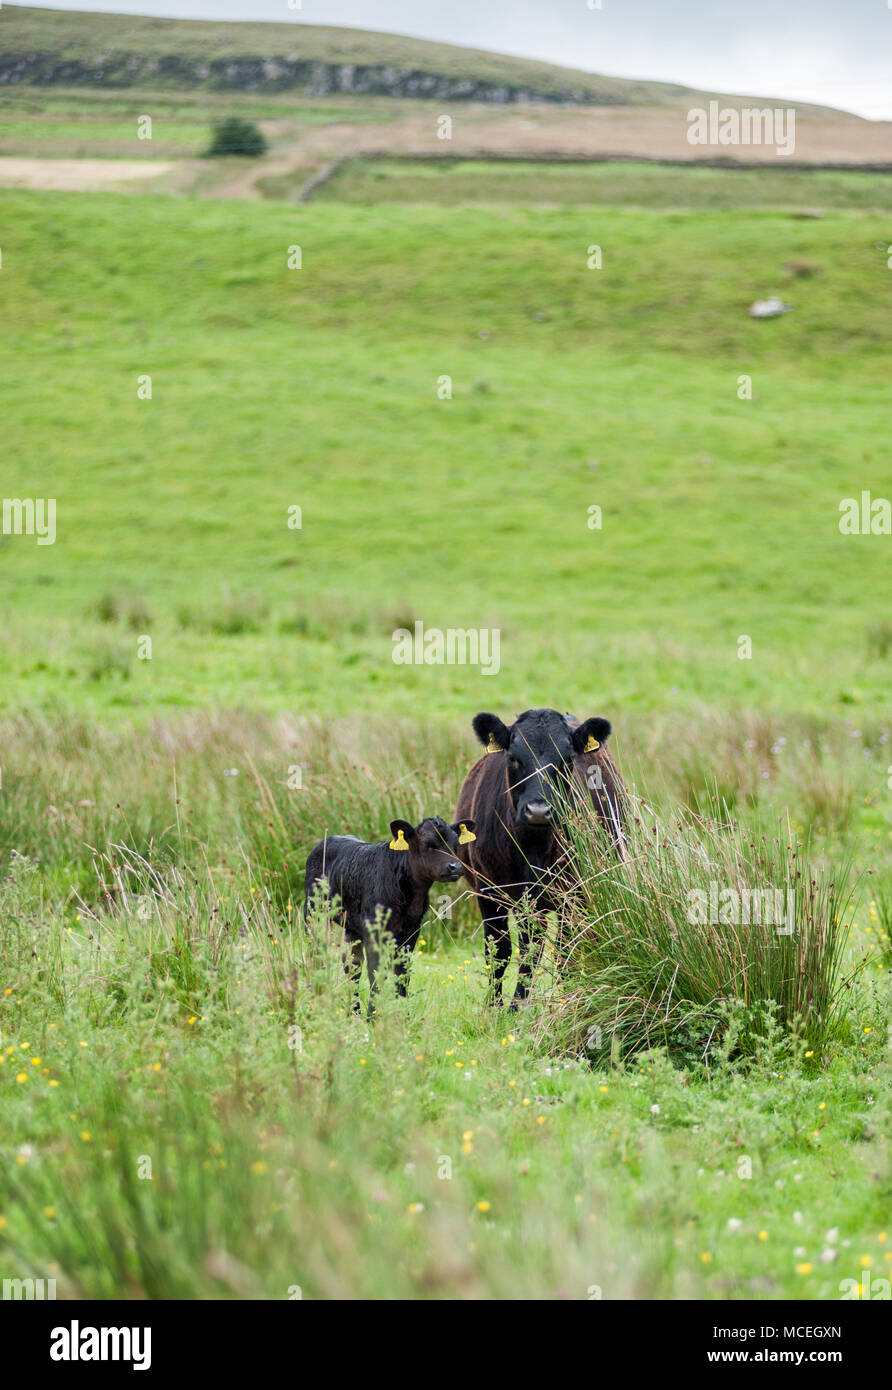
389;820;415;851
472;712;510;752
571;716;611;755
453;819;476;844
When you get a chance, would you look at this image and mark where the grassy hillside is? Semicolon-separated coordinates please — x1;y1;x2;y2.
0;5;850;112
1;188;890;724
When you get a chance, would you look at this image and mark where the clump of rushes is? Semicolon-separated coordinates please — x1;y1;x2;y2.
545;785;863;1065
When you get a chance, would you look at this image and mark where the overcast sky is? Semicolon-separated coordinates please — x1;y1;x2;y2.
16;1;892;119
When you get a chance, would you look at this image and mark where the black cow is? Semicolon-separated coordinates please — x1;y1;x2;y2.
304;816;475;1014
454;707;625;1006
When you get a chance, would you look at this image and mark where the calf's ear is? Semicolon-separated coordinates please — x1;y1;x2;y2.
472;712;510;753
389;819;415;851
571;716;612;756
453;819;476;844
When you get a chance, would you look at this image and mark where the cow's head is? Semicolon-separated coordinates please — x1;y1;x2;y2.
389;816;474;883
472;708;611;827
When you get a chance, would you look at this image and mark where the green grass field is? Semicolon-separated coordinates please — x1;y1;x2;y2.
316;157;892;209
2;189;891;722
0;169;890;1301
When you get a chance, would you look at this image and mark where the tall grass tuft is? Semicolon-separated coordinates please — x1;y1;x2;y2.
546;788;861;1065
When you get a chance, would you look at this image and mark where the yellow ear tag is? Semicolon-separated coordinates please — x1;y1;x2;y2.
389;829;409;851
583;735;600;753
485;735;502;754
458;823;476;845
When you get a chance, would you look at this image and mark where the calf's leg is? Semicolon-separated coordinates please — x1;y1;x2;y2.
393;924;421;998
361;926;381;1020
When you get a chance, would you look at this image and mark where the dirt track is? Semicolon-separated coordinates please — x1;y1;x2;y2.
0;157;174;191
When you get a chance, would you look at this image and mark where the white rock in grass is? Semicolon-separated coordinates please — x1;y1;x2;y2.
749;297;792;318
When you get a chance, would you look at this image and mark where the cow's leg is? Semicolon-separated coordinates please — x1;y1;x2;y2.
479;897;511;1004
511;916;541;1007
343;934;364;1013
511;889;551;1007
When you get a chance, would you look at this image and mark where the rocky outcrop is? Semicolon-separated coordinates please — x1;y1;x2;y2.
0;50;623;104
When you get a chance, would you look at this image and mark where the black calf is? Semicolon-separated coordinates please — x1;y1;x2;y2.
304;816;475;1014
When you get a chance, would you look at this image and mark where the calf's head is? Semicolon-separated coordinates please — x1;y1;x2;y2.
473;708;611;827
388;816;474;883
